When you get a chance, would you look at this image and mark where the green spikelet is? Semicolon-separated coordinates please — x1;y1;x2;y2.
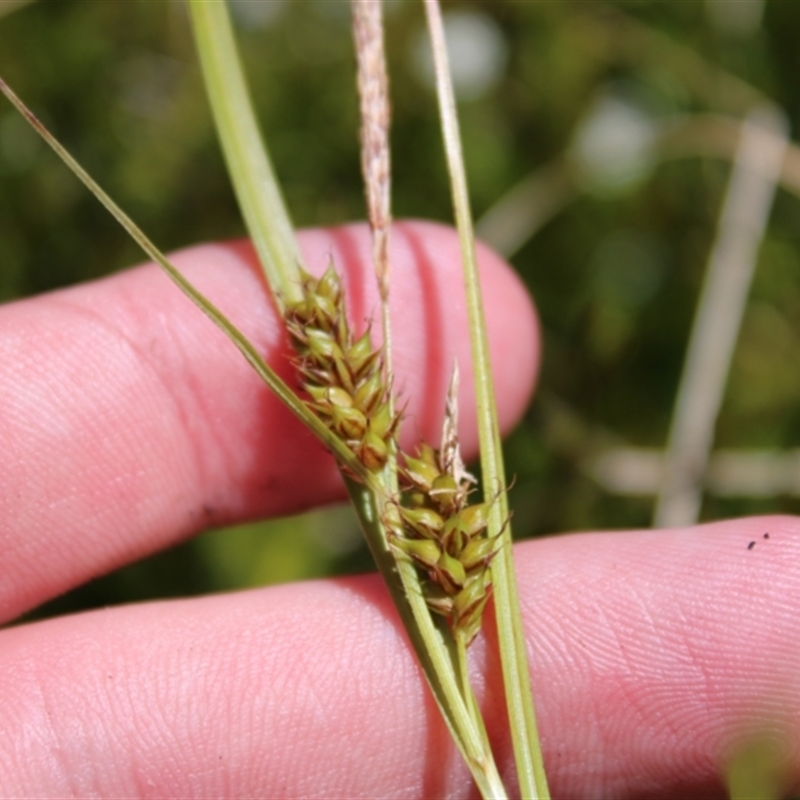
391;431;502;646
284;265;399;472
286;267;498;645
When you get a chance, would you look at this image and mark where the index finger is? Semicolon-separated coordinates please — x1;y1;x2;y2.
0;220;539;622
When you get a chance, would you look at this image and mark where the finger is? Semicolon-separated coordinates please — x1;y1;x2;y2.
1;517;798;798
0;220;539;621
526;515;800;799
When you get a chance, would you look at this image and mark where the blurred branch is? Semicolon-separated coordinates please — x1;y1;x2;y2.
540;394;800;501
0;0;35;20
654;106;788;527
657;114;800;199
582;4;768;115
475;157;576;258
589;447;800;499
477;3;780;260
477;113;800;259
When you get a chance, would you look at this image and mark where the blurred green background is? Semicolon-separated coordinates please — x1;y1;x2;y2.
3;0;800;619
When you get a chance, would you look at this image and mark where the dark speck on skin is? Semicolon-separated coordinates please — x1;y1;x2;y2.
189;505;216;521
764;532;770;539
747;541;756;550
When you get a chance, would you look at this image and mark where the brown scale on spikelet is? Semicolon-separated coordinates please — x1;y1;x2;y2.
284;264;400;472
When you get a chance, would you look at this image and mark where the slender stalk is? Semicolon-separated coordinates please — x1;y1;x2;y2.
351;7;507;794
0;76;369;483
188;0;303;306
423;2;549;797
346;478;509;800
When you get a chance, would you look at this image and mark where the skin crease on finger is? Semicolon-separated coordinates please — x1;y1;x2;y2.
0;220;538;622
0;517;799;797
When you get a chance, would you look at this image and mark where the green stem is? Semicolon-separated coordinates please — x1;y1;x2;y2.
423;2;549;797
188;5;508;792
188;0;303;307
455;632;482;729
0;76;373;483
345;478;508;800
2;5;511;794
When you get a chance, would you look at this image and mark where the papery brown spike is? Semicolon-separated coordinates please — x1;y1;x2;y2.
352;0;391;302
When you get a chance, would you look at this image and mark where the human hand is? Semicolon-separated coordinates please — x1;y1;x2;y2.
1;221;797;798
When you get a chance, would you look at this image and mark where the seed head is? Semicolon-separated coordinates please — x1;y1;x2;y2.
284;264;400;473
389;430;502;646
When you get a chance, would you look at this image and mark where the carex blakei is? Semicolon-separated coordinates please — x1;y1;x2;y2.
284;264;400;472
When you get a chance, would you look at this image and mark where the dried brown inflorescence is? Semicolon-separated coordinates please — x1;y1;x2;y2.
284;265;399;472
352;0;391;302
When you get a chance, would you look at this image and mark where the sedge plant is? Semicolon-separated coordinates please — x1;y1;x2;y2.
0;1;549;796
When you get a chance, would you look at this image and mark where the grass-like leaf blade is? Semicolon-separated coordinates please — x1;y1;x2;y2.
423;1;550;796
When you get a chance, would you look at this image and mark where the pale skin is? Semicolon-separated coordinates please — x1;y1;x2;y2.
1;220;798;799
